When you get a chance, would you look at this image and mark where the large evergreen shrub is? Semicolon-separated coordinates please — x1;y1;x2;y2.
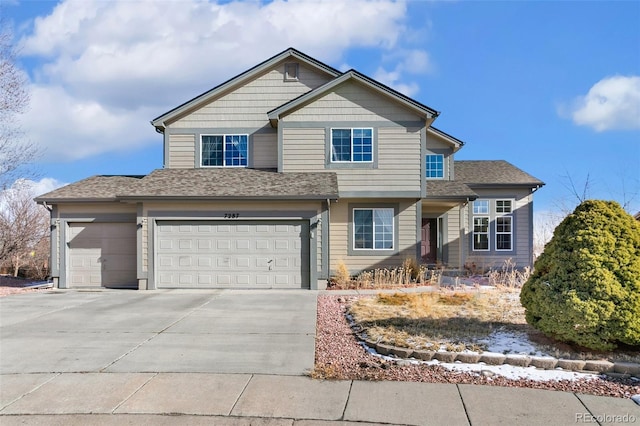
520;200;640;351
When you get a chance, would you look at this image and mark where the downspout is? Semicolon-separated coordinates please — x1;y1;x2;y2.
325;198;331;281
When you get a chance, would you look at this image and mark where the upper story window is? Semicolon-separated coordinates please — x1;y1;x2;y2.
425;154;444;179
496;200;513;214
284;63;299;81
353;208;394;250
473;200;489;215
331;128;373;163
201;134;248;167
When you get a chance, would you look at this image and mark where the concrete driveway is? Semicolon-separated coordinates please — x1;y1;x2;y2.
0;289;317;376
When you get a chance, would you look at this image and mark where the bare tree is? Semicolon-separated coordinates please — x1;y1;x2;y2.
0;180;49;277
0;19;38;190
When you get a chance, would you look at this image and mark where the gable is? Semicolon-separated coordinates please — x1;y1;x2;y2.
152;48;340;130
282;80;425;124
167;59;335;129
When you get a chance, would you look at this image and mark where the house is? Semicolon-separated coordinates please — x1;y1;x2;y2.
36;48;544;290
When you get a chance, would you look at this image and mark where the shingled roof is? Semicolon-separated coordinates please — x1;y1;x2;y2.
425;180;477;200
36;168;339;202
120;168;338;200
455;160;544;187
35;175;145;202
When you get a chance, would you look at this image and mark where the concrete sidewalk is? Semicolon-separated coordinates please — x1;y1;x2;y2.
1;372;638;425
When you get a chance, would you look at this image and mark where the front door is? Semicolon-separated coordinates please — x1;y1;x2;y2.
421;218;438;264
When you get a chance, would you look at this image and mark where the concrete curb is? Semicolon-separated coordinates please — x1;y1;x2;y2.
360;336;640;378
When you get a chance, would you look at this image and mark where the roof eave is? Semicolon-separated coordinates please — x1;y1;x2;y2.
465;183;545;189
116;194;339;201
35;197;121;204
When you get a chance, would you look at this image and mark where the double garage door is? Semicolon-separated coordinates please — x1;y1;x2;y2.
155;221;309;289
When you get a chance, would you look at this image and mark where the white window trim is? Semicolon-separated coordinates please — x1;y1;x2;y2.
495;216;513;251
425;154;445;179
330;128;374;164
472;215;490;252
200;134;249;168
473;200;489;215
495;199;514;215
352;207;394;250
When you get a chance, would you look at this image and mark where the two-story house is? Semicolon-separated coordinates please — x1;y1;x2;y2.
36;48;544;290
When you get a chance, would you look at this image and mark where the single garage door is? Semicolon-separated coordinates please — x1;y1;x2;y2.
67;222;137;288
155;221;309;289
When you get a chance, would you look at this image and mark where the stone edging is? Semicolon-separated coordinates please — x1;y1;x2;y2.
357;336;640;379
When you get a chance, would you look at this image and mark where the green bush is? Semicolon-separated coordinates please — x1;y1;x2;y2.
520;200;640;351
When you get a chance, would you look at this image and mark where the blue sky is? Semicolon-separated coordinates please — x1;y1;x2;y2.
4;0;640;219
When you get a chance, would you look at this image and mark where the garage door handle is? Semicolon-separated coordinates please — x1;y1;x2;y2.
268;259;273;271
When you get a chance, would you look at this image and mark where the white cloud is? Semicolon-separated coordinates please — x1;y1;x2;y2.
373;49;431;96
17;0;416;161
566;75;640;132
1;178;66;208
20;84;157;161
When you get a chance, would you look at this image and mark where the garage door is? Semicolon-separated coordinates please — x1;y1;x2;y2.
155;221;309;289
67;222;137;288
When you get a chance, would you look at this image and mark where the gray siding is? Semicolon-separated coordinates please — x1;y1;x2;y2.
168;134;196;169
286;81;423;122
168;62;332;129
281;128;326;171
463;188;534;268
282;126;421;193
252;132;278;168
329;198;418;274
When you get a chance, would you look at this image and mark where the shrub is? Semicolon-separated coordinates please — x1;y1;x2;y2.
402;257;421;281
332;260;351;288
520;200;640;351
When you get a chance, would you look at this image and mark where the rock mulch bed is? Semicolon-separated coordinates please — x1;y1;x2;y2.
313;294;640;399
360;337;640;379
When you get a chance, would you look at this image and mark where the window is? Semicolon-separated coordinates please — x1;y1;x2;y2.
495;199;513;251
353;208;393;250
284;63;299;81
473;200;489;215
425;154;444;178
496;200;512;214
496;217;512;250
473;217;489;251
331;128;373;163
201;135;248;167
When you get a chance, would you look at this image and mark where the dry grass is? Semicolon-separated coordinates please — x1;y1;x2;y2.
350;289;525;352
349;289;640;363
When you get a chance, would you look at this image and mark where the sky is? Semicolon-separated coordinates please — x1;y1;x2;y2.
3;0;640;220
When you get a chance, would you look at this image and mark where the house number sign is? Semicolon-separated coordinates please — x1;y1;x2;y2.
224;213;240;219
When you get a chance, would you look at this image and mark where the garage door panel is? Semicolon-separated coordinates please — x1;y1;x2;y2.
155;221;309;289
67;223;137;288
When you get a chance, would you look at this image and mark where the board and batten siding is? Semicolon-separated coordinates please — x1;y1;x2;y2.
168;62;332;129
463;188;534;268
329;199;418;274
168;134;196;169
